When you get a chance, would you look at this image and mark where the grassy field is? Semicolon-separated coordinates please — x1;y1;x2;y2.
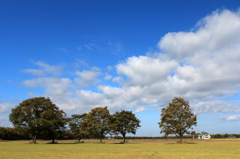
0;139;239;159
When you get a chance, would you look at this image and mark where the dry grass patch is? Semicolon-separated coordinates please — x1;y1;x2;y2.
0;139;239;158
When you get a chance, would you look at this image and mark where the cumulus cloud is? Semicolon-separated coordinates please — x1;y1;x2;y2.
22;77;75;111
16;9;240;116
74;67;102;87
0;101;17;127
158;9;240;61
192;101;240;115
112;76;123;83
0;116;12;127
108;9;240;113
116;55;178;86
23;61;62;76
0;101;16;114
23;77;72;97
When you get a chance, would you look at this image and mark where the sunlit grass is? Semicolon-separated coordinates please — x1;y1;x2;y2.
0;139;239;158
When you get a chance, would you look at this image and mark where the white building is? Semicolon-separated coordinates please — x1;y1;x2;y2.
198;132;211;139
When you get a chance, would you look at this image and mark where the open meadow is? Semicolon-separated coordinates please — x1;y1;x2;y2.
0;139;239;159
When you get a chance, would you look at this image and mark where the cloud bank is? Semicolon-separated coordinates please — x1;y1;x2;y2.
19;9;240;116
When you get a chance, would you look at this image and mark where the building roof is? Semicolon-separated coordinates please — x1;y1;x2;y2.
198;132;209;137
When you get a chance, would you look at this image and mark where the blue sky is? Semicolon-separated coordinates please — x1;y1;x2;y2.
1;0;240;136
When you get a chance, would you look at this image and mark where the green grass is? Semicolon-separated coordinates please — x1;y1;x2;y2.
0;139;239;159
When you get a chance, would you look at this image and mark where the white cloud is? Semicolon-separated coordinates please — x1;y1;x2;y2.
91;67;101;71
0;116;12;127
112;76;123;83
109;9;240;110
158;9;240;61
226;115;240;121
0;101;16;114
76;90;104;106
104;73;112;80
0;101;16;127
134;106;148;113
219;115;240;121
116;55;178;86
17;9;240;116
74;67;102;87
192;101;240;115
23;69;46;76
23;61;62;76
22;77;72;97
22;77;75;111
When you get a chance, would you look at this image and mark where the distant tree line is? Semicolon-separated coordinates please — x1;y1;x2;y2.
1;127;239;141
208;134;240;138
2;96;237;143
4;97;141;143
0;127;29;140
113;134;240;139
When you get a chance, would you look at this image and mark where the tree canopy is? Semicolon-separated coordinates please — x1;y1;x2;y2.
85;107;112;143
69;113;87;143
158;97;197;142
111;110;141;143
9;97;66;143
191;131;196;139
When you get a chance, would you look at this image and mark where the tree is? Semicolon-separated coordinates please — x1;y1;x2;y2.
40;107;67;143
69;113;87;143
9;97;66;143
85;107;112;143
158;97;197;142
191;131;196;139
111;110;141;143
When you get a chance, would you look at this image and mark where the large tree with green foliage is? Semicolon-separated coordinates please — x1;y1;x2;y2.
85;107;112;143
40;107;67;143
111;110;141;143
9;97;66;143
158;97;197;142
69;113;87;143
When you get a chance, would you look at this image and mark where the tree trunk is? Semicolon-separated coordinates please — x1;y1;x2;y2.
100;138;102;143
180;136;183;142
123;134;126;143
52;133;55;143
78;138;81;143
32;135;36;144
